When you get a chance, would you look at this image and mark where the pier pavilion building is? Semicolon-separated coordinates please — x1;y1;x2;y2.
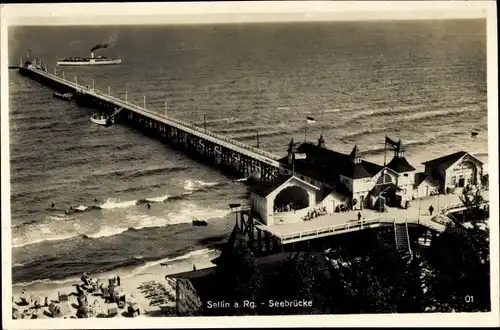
276;136;418;211
422;151;484;194
250;135;483;227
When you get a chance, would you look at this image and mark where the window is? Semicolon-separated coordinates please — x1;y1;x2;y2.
450;176;456;186
403;173;408;177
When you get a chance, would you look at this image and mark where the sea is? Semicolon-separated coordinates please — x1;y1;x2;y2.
8;19;488;287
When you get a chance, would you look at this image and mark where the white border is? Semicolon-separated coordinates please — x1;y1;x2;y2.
1;1;498;329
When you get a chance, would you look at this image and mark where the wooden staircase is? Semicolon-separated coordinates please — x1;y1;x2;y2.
394;222;412;256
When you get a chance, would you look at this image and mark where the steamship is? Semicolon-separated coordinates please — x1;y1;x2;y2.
57;52;122;66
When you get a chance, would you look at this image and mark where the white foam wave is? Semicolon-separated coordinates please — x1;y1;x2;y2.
167;203;231;225
183;179;220;191
146;194;171;202
12;234;77;249
75;205;87;211
85;226;129;239
234;177;248;182
100;198;137;209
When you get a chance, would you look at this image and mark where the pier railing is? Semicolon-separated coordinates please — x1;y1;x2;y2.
26;66;283;166
269;216;448;244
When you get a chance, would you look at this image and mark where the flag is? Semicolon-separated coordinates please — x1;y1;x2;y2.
471;131;478;138
306;116;316;124
294;153;307;160
385;136;400;149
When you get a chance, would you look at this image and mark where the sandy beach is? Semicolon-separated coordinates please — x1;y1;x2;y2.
11;251;218;319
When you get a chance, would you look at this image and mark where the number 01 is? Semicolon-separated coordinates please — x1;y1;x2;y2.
465;295;474;303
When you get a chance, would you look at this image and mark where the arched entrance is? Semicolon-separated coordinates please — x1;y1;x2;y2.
273;185;310;212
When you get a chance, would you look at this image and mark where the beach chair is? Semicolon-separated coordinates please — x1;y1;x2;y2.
58;291;68;302
107;302;118;317
108;277;117;287
128;303;140;317
77;294;88;308
19;291;32;305
12;307;20;319
49;303;62;318
117;293;126;309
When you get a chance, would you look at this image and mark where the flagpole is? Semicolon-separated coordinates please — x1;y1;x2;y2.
383;135;387;167
304;118;307;142
383;135;388;185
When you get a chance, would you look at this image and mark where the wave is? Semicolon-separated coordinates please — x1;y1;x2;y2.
84;226;130;239
183;179;223;192
12;202;231;248
99;198;138;210
12;233;78;249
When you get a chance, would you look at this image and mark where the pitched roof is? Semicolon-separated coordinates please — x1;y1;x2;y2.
249;175;292;198
422;151;468;169
414;172;429;187
386;156;416;173
249;175;319;198
278;157;340;186
294;143;382;179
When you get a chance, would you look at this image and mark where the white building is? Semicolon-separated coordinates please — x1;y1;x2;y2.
277;136;418;210
249;175;321;226
422;151;484;194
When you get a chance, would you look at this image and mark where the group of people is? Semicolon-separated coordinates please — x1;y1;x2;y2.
303;206;327;221
334;203;353;213
274;203;300;213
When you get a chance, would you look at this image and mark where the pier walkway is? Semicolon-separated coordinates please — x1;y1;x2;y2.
254;190;489;244
21;65;282;169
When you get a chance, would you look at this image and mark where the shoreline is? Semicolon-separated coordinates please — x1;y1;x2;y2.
12;247;220;296
11;250;218;318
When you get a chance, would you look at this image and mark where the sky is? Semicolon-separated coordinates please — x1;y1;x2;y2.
0;1;492;26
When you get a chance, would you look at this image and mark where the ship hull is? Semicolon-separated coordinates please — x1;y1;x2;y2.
57;59;122;66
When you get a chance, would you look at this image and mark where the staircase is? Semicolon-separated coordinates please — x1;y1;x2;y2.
394;222;412;255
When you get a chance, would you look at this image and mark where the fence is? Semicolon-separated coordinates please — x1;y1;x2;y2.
29;66;282;165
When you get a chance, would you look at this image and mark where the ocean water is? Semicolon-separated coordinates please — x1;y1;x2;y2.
8;19;488;285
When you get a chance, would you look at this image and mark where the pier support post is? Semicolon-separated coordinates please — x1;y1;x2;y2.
62;71;65;80
265;232;270;252
143;96;146;109
125;91;128;102
257;227;262;253
108;85;110;96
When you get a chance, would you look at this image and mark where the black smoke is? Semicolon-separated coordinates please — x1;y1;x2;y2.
90;43;109;53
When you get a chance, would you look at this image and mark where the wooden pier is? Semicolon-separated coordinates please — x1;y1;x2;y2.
19;64;282;182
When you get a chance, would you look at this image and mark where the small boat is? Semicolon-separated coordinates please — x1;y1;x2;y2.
53;92;73;101
90;113;114;127
192;218;208;226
